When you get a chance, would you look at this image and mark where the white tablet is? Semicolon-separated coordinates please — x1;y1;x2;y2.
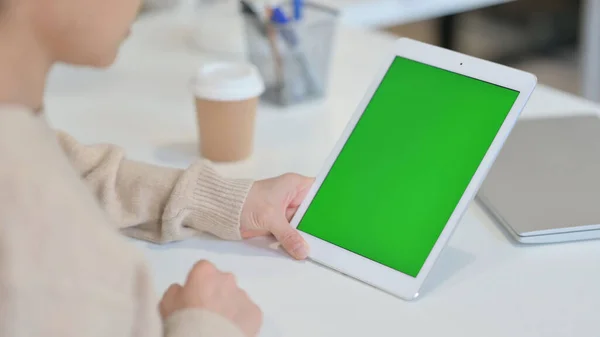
290;38;537;300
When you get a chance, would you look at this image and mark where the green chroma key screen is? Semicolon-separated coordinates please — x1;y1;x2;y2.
297;56;519;277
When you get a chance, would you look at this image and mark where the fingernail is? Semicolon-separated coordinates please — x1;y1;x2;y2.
291;242;309;259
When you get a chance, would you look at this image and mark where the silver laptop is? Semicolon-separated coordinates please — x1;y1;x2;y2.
477;115;600;244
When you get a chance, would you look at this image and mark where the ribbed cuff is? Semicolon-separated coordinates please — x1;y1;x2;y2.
164;309;246;337
187;160;254;240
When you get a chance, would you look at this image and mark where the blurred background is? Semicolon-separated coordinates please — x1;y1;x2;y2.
384;0;583;96
139;0;598;102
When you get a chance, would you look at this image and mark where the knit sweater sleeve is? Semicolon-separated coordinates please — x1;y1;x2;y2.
55;131;254;243
0;106;246;337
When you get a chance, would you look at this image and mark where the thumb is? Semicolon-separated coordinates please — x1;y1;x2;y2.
160;283;183;319
270;216;309;260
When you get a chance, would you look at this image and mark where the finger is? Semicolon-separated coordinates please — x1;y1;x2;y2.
160;283;183;318
289;177;315;208
285;178;315;221
186;260;217;286
163;283;183;300
270;216;309;260
285;207;297;221
295;175;315;187
246;302;264;337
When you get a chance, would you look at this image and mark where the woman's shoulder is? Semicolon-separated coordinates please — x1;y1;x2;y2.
0;104;49;160
0;103;151;286
0;104;65;174
0;106;158;337
0;104;38;124
0;104;46;137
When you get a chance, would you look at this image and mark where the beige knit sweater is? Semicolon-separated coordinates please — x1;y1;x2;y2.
0;104;254;337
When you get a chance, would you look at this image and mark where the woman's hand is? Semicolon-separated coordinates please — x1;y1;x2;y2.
241;173;315;260
160;260;263;337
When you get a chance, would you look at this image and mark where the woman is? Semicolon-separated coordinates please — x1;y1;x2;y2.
0;0;313;336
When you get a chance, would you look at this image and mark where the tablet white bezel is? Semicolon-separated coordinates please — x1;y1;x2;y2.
290;38;537;300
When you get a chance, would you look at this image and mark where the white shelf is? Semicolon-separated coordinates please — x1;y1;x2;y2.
320;0;513;27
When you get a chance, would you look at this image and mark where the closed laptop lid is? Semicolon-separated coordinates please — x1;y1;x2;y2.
478;115;600;237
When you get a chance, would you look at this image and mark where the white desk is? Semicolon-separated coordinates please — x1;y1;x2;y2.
46;13;600;337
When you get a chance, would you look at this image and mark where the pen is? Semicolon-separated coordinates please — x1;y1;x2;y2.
270;6;298;46
240;0;266;36
264;5;286;91
293;0;303;20
239;1;285;92
270;4;321;95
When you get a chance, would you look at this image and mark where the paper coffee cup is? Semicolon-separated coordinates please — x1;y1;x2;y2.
192;62;264;162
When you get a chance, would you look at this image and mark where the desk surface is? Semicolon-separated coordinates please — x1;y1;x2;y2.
320;0;512;27
46;13;600;337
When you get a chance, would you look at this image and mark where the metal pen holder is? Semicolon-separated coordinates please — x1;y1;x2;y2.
243;2;339;106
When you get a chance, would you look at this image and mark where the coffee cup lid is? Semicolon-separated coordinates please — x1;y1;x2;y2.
192;62;265;102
